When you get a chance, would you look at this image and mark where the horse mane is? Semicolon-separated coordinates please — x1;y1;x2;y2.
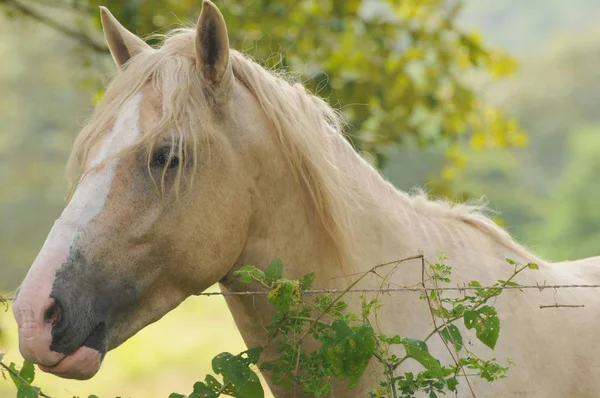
67;27;542;269
406;190;545;265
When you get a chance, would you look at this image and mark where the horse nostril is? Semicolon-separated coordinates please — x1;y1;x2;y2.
44;300;63;326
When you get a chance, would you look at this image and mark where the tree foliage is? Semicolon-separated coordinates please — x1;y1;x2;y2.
530;127;600;260
4;0;524;171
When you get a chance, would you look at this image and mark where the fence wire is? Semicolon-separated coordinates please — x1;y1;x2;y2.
195;283;600;297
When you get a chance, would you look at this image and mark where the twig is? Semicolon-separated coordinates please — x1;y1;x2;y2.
539;304;585;309
420;263;530;345
4;0;107;53
299;255;424;342
329;257;423;279
0;361;53;398
25;0;95;14
420;257;476;398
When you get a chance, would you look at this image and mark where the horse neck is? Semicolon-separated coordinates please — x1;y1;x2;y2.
225;122;460;286
229;120;538;285
218;114;542;357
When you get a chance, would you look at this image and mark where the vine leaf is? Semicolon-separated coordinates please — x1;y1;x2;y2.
212;349;264;398
265;259;283;282
267;280;299;311
321;321;376;388
401;338;443;378
19;361;35;384
439;325;463;352
234;265;266;285
464;306;500;350
300;272;316;290
188;379;219;398
16;385;40;398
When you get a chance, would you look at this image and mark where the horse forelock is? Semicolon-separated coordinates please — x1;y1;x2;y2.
67;30;212;202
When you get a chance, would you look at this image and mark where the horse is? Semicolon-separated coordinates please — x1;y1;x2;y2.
11;1;600;396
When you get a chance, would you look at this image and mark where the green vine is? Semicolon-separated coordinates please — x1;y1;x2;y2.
2;256;538;398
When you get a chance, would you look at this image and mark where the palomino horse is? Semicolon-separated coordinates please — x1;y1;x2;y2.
11;1;600;396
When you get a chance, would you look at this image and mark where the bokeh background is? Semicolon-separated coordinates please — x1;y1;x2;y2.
2;0;600;396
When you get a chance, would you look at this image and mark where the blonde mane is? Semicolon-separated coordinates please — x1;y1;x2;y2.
68;28;542;269
406;190;545;265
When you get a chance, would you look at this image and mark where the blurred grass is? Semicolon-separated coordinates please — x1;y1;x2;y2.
0;286;273;398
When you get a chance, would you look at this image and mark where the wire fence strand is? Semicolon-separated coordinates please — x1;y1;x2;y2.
197;283;600;297
2;284;600;303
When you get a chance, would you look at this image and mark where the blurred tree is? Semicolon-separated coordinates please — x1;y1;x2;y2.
2;0;525;171
446;25;600;258
0;11;95;291
461;0;600;54
526;126;600;261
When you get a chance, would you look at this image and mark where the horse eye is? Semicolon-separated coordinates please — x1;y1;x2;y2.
150;148;180;168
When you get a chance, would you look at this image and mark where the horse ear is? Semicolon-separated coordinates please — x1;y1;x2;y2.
100;6;151;68
195;0;232;90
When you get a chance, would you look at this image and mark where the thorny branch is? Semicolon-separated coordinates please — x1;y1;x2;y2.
540;304;585;309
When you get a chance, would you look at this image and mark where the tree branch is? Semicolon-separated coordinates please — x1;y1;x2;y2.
4;0;107;54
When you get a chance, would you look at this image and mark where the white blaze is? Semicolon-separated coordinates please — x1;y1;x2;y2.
14;92;143;323
60;92;143;231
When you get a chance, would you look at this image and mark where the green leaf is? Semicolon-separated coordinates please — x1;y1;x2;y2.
321;322;376;388
478;317;500;350
211;352;264;398
331;319;353;339
203;375;223;391
243;347;262;364
447;377;458;391
88;395;100;398
439;325;463;351
300;272;316;290
19;360;35;383
212;352;234;374
497;280;520;287
401;338;443;377
188;380;219;398
167;394;186;398
464;306;500;350
234;265;266;285
8;362;23;389
0;353;4;362
16;385;40;398
265;259;284;282
267;280;299;312
527;263;539;270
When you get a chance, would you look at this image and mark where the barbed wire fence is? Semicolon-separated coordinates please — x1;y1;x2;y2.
2;280;600;308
